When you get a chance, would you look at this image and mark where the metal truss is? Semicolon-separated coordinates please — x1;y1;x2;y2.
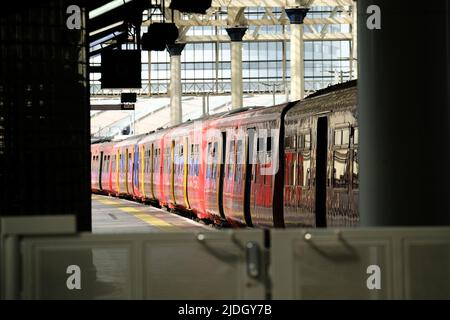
143;0;356;42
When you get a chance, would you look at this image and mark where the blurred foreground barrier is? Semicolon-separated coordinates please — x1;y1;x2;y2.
1;217;449;299
1;217;266;299
271;228;450;299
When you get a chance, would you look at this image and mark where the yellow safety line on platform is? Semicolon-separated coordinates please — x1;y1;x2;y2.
118;207;178;231
93;195;180;231
98;199;119;205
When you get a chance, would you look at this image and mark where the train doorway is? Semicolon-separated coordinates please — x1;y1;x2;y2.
218;131;227;219
315;116;328;227
99;151;104;190
244;128;256;227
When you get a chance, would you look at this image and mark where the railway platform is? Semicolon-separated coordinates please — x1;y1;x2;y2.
92;194;210;233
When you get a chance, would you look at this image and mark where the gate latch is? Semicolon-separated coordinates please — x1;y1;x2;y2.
246;242;261;279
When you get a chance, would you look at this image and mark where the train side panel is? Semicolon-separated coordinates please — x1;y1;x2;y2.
283;82;358;227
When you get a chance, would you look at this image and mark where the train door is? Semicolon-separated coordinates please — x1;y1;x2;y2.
150;143;155;199
244;128;255;227
140;144;146;199
297;131;313;225
119;150;124;194
315;116;328;227
283;133;296;221
170;140;175;204
183;137;190;209
136;144;140;197
218;131;227;219
99;151;104;191
125;148;130;194
330;125;352;226
173;139;185;207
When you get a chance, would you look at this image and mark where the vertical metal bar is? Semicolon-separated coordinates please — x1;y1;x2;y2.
282;25;288;102
148;50;152;96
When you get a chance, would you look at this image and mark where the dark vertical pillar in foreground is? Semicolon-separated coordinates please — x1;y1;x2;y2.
0;1;91;231
359;1;450;226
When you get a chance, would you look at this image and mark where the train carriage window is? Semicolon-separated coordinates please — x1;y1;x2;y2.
144;149;147;173
207;142;212;179
265;136;273;185
164;147;170;174
298;131;312;150
179;144;184;176
342;128;350;146
334;127;351;147
153;148;160;174
333;150;350;188
257;137;264;152
212;141;219;179
174;145;178;176
236;140;243;181
304;133;311;149
334;130;341;146
286;155;296;186
207;141;219;179
228;140;235;180
353;127;359;145
298;152;311;188
352;149;359;189
189;144;194;176
188;143;200;177
195;144;200;176
285;135;296;150
266;137;272;152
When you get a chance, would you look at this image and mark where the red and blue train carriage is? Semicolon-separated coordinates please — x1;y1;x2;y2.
91;80;359;228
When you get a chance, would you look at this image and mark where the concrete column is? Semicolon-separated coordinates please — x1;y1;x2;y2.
167;43;185;126
359;1;450;226
286;8;309;101
226;27;247;109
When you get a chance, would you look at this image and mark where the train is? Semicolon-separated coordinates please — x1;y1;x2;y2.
91;80;358;228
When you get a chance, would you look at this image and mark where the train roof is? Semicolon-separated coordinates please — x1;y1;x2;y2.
208;103;288;129
287;80;357;118
305;79;357;99
92;81;358;148
113;133;148;147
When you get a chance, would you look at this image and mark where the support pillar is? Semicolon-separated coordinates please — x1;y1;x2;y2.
359;1;450;226
286;8;309;101
167;43;185;126
226;27;247;109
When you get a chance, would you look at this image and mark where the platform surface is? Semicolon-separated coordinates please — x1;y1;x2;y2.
92;194;211;233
